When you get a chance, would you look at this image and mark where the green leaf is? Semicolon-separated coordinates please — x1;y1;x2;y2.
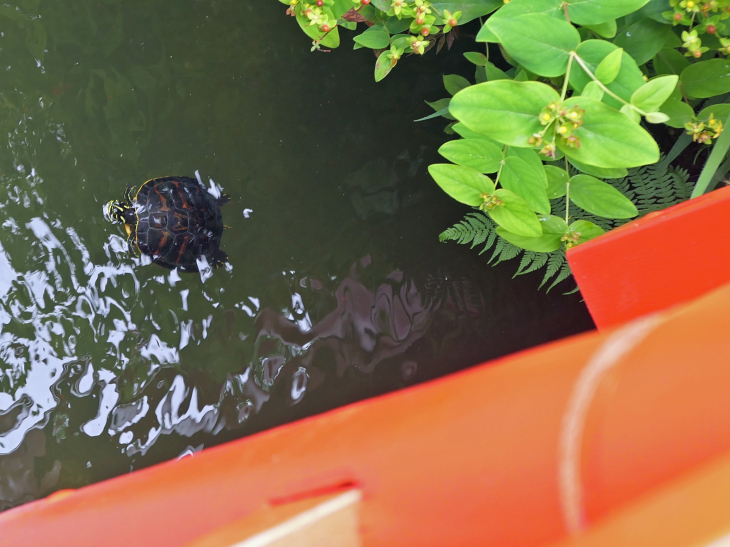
488;189;543;237
583;19;617;38
391;35;413;50
487;0;564;21
375;52;394;82
485;62;510;81
541;215;569;234
566;0;652;25
681;59;730;99
369;0;391;10
487;13;580;77
505;146;545;175
653;48;689;76
569;220;605;244
385;17;411;34
640;0;671;22
429;164;495;206
500;156;551;214
452;122;500;142
496;227;562;252
476;21;500;43
444;74;471;96
613;18;673;66
449;80;561;147
431;0;502;25
464;52;488;66
475;65;487;84
331;0;354;17
415;106;451;122
698;104;730;122
569;174;639;218
595;48;623;85
568;158;628;179
630;75;678;112
475;0;565;42
620;103;642;123
545;166;569;198
581;81;604;100
571;40;644;109
438;139;504;173
660;97;695;129
557;96;659;168
354;26;390;49
423;98;455;120
644;112;669;124
296;11;340;48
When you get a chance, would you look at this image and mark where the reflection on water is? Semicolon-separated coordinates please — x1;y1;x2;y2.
0;0;594;509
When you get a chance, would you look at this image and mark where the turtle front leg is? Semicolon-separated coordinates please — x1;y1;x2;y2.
126;233;135;257
125;227;140;257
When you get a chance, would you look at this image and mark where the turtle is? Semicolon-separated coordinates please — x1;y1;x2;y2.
103;176;230;273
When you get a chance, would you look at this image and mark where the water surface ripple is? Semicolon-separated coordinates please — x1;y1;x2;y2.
0;0;593;509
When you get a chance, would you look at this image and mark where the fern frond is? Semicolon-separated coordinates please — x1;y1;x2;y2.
479;229;498;255
439;212;492;246
539;251;566;289
513;251;548;277
546;259;572;292
489;236;521;265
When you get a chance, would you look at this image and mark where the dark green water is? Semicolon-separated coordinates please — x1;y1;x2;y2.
0;0;593;509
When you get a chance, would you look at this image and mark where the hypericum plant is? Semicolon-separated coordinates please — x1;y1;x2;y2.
279;0;498;76
420;0;730;289
281;0;730;290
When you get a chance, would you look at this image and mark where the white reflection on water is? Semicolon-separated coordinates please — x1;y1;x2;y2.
0;164;483;510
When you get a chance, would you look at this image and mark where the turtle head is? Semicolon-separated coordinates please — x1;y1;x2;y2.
103;200;127;224
103;186;136;225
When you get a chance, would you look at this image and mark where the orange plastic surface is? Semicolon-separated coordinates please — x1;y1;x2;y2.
549;450;730;547
185;490;361;547
567;185;730;330
2;283;730;546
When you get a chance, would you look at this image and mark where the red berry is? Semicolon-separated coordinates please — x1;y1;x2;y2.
694;49;702;58
420;27;429;36
449;18;457;26
362;0;370;3
707;24;717;33
321;23;330;32
673;12;682;21
316;0;323;5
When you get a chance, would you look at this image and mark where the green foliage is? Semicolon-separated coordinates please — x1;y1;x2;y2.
439;161;693;291
280;0;730;291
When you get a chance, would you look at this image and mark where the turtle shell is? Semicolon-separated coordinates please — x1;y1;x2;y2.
132;176;228;272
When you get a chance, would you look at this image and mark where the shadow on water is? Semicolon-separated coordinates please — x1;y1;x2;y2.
0;0;594;509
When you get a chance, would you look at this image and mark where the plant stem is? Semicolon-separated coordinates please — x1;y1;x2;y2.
479;17;489;60
495;145;507;187
564;156;570;224
560;54;573;101
570;52;648;116
680;82;691;105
